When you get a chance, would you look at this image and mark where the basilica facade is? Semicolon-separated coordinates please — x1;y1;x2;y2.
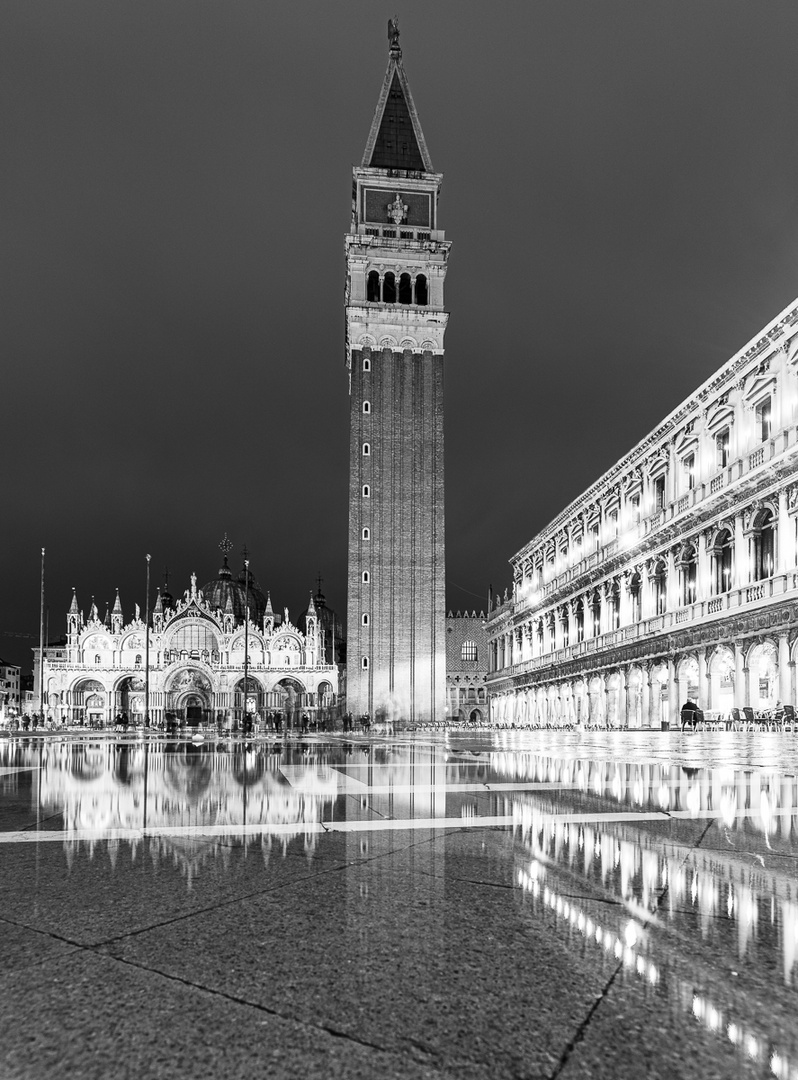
487;298;798;727
34;556;338;728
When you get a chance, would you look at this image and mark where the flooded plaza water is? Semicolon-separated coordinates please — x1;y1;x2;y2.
1;729;796;1079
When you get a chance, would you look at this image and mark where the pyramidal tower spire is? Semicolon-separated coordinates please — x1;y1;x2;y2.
344;22;451;726
361;18;433;173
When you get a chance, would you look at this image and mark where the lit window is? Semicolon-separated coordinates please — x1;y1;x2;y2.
362;571;370;584
756;398;772;442
362;443;370;456
362;527;370;540
716;428;730;469
363;400;371;414
461;641;478;662
654;474;666;510
683;454;695;491
362;485;370;497
630;495;641;524
362;613;369;626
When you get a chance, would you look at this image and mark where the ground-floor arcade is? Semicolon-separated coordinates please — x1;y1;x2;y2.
48;665;338;730
489;617;797;728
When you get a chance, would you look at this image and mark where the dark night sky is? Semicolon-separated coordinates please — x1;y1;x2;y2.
3;2;798;670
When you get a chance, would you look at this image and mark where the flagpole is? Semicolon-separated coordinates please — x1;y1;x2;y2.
243;557;250;736
144;554;151;728
38;547;45;722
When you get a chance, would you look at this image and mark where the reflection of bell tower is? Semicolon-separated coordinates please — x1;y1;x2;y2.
345;21;451;724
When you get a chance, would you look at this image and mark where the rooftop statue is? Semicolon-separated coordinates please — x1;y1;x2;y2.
388;16;400;51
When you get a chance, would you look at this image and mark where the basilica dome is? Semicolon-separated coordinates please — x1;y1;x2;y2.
201;558;269;624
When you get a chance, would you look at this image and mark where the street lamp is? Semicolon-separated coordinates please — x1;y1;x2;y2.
38;547;45;723
243;557;250;736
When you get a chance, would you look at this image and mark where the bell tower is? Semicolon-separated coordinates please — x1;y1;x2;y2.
345;21;451;725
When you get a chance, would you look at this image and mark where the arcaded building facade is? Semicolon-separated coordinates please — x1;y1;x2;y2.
345;24;450;724
488;299;798;727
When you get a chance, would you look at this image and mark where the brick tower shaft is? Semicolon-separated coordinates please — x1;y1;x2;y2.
344;24;451;725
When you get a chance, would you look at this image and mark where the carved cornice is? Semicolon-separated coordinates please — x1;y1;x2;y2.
489;604;797;691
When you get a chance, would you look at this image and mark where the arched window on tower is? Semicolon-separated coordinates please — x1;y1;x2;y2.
382;272;396;303
362;442;370;456
362;527;370;540
367;271;380;302
415;274;428;305
398;272;412;304
363;356;371;371
362;400;370;414
362;484;370;498
362;613;369;626
362;571;370;584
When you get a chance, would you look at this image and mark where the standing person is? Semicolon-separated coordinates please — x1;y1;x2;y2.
680;699;698;732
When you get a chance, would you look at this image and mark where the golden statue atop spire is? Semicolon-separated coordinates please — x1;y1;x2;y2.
388;16;401;56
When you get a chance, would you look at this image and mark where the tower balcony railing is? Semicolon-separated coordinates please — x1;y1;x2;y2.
355;224;445;243
493;568;798;680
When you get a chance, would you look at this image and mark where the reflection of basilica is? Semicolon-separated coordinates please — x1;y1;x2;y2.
33;553;339;727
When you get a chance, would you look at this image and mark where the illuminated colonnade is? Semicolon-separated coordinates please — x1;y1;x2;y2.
488;300;798;725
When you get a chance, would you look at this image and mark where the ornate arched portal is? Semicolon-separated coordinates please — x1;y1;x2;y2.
164;668;212;726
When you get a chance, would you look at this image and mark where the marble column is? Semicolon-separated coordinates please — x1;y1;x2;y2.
667;658;678;726
734;640;746;709
618;669;628;728
698;649;709;709
778;488;792;573
734;512;747;587
778;633;791;704
642;667;651;728
697;531;710;603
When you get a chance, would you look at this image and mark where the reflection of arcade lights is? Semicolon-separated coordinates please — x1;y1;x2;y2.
493;752;798;843
516;863;659;986
516;862;798;1080
511;801;797;984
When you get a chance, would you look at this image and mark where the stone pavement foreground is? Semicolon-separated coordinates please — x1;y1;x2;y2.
1;729;796;1079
